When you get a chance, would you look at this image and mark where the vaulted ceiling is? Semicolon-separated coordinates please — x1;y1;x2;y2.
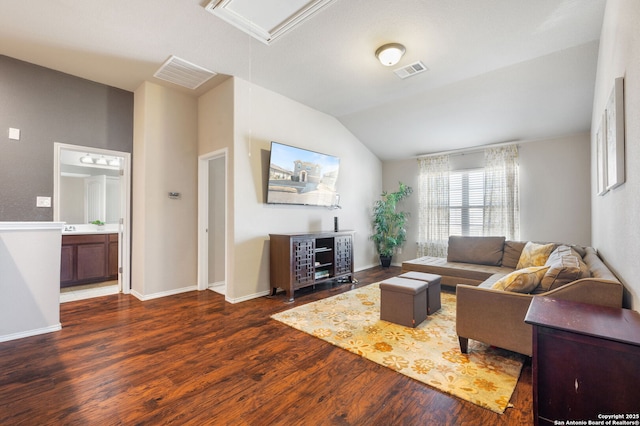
0;0;605;160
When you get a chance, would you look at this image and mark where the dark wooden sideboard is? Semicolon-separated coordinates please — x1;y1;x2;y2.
269;231;354;302
60;233;118;288
525;297;640;425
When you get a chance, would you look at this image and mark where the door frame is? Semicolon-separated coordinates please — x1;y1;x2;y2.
197;148;228;293
53;142;132;294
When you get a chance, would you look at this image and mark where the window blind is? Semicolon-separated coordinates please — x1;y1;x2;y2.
449;169;484;236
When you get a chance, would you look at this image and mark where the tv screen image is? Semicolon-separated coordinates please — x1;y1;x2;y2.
267;141;340;207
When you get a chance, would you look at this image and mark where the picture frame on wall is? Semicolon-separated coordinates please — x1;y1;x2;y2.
605;77;625;190
596;114;607;195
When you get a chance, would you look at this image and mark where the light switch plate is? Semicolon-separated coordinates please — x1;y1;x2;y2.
9;128;20;140
36;196;51;207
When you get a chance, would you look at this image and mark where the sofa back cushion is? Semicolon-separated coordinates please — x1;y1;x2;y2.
583;246;619;281
502;240;527;268
447;236;505;266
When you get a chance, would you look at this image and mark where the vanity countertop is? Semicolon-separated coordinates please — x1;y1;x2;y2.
62;224;118;235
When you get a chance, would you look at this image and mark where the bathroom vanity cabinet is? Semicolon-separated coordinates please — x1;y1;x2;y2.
60;233;118;287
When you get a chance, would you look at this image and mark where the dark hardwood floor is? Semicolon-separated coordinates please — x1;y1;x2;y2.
0;266;532;425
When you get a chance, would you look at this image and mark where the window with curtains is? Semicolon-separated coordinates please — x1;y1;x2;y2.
417;145;519;257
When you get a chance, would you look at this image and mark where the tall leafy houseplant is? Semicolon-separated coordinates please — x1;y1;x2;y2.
371;182;413;267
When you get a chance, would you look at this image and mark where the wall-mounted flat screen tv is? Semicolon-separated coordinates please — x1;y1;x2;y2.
267;141;340;207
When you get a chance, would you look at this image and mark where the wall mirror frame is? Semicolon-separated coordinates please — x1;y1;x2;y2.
53;142;132;294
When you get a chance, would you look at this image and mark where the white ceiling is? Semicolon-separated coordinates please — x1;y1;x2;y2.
0;0;605;160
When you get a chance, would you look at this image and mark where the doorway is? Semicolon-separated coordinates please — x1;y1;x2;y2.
198;149;227;297
54;143;132;299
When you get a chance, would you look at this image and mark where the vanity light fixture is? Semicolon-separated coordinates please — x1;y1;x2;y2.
375;43;406;66
108;158;120;167
95;156;108;166
80;154;94;164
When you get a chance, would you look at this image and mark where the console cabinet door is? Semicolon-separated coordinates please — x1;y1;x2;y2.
334;235;353;275
292;237;315;288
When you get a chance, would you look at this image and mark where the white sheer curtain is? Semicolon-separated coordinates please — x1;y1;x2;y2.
483;145;520;240
417;155;450;257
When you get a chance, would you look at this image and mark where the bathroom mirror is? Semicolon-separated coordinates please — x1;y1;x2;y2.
54;142;133;294
55;146;124;225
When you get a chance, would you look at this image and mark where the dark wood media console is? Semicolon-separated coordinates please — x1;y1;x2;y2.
269;231;354;302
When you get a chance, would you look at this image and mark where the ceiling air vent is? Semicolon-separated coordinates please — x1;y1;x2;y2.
393;61;428;80
153;56;217;90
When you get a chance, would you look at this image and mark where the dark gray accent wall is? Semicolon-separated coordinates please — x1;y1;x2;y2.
0;55;133;221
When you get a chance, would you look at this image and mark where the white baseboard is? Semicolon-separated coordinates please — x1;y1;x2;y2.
0;323;62;343
225;290;270;304
131;285;198;301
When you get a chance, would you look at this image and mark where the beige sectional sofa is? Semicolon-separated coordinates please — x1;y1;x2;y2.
401;236;624;356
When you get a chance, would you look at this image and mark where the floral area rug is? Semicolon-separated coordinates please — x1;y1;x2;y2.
271;283;525;414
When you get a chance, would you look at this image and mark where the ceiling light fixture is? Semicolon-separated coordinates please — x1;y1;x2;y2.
375;43;406;67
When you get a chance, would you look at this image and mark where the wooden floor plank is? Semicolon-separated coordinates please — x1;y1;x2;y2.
0;266;533;425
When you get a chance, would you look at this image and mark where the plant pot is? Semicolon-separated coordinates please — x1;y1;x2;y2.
380;255;392;268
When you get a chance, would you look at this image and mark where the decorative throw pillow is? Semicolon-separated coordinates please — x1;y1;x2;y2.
533;245;591;294
516;242;555;269
491;266;550;293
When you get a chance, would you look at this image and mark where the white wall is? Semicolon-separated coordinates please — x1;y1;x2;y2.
591;0;640;309
228;78;383;302
380;160;421;264
0;222;64;341
208;156;226;285
519;133;591;245
382;134;592;265
132;82;198;299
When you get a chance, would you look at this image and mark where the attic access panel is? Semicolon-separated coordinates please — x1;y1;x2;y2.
204;0;336;44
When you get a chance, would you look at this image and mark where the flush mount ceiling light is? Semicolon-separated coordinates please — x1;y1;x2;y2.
375;43;406;67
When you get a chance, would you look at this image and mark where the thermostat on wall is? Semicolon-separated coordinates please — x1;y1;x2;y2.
168;192;181;199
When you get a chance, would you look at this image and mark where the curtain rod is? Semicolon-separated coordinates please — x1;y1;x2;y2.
415;140;520;159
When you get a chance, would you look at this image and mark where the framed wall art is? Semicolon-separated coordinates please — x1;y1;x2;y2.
605;77;625;190
596;114;607;195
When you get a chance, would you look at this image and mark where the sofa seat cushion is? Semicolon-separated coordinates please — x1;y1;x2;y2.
402;256;513;286
491;266;550;293
447;236;505;266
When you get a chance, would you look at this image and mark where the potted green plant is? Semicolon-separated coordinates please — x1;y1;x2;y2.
371;182;413;267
